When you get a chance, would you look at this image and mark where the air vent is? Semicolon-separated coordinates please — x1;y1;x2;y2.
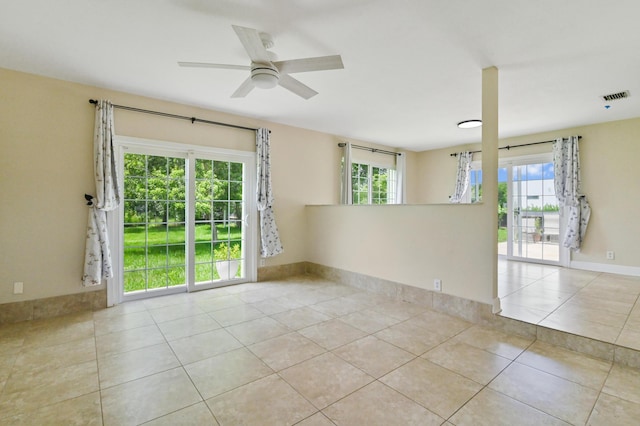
602;91;630;101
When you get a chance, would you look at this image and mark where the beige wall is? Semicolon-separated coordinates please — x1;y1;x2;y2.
305;204;495;303
414;118;640;269
0;68;387;304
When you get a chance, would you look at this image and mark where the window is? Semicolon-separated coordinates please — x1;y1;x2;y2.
112;136;256;303
351;162;396;204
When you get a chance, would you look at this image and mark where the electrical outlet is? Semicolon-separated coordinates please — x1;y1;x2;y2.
606;251;615;260
259;259;266;267
433;279;442;292
13;282;23;294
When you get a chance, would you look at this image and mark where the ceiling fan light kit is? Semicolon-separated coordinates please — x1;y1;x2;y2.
178;24;344;99
251;64;279;89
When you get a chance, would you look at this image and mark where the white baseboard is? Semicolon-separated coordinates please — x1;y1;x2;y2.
570;261;640;277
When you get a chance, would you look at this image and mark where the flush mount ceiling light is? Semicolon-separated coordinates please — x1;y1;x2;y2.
457;119;482;129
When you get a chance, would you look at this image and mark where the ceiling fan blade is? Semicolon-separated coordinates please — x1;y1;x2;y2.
274;55;344;74
232;25;271;64
178;61;250;70
278;74;318;100
231;77;255;98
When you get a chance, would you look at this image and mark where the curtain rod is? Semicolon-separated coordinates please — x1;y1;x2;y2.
88;99;263;132
449;136;582;157
337;142;400;157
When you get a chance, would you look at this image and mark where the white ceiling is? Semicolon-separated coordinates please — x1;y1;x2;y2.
2;0;640;151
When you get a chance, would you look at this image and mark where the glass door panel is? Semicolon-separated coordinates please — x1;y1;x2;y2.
122;153;187;295
194;158;246;288
509;161;560;264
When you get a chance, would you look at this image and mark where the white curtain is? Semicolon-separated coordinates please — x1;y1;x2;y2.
449;151;473;203
394;152;406;204
553;136;590;251
82;100;121;286
256;128;284;257
340;142;353;204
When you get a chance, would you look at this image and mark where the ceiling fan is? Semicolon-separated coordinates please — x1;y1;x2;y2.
178;25;344;100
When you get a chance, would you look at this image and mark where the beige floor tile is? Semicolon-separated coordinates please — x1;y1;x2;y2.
567;294;634;315
156;313;221;341
452;325;534;360
98;342;180;389
407;310;472;338
195;294;245;312
0;329;26;357
0;355;16;383
423;340;511;385
185;347;273;399
142;293;194;309
279;352;374;409
449;388;570;426
500;292;567;312
549;303;629;329
539;312;621;343
270;306;331;330
92;300;148;320
323;381;443;426
588;393;640;426
143;402;219;426
101;367;202;426
372;300;428;321
488;362;599;424
616;327;640;350
94;310;155;336
309;296;369;317
207;374;316;425
498;303;550;324
374;319;449;355
516;341;612;390
295;412;335;426
250;297;303;315
380;358;482;419
226;316;292;345
2;391;102;426
168;328;242;365
338;309;401;333
248;332;326;371
0;360;99;419
148;303;205;324
286;289;337;306
22;319;95;349
333;336;415;378
603;364;640;404
11;336;96;374
298;319;367;350
208;304;265;327
96;324;165;358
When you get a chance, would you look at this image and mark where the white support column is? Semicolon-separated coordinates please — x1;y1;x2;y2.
482;66;501;314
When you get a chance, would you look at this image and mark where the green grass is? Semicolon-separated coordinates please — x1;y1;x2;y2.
498;227;507;243
123;223;242;293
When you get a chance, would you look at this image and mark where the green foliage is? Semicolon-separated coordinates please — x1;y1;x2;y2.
214;242;241;260
525;204;560;212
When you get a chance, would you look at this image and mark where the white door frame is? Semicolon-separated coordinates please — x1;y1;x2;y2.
106;135;257;306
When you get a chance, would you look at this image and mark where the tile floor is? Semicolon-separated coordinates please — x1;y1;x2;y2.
498;259;640;350
1;274;640;425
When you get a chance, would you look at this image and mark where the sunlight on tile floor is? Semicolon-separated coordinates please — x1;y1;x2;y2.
498;259;640;350
1;275;640;425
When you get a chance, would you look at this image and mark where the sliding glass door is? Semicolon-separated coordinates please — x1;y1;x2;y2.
112;137;256;302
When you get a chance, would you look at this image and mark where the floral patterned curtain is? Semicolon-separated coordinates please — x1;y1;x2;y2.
340;142;353;204
82;100;121;286
256;128;284;257
449;151;473;203
553;136;590;251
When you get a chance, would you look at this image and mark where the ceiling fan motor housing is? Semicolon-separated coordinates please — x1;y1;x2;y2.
251;63;279;89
